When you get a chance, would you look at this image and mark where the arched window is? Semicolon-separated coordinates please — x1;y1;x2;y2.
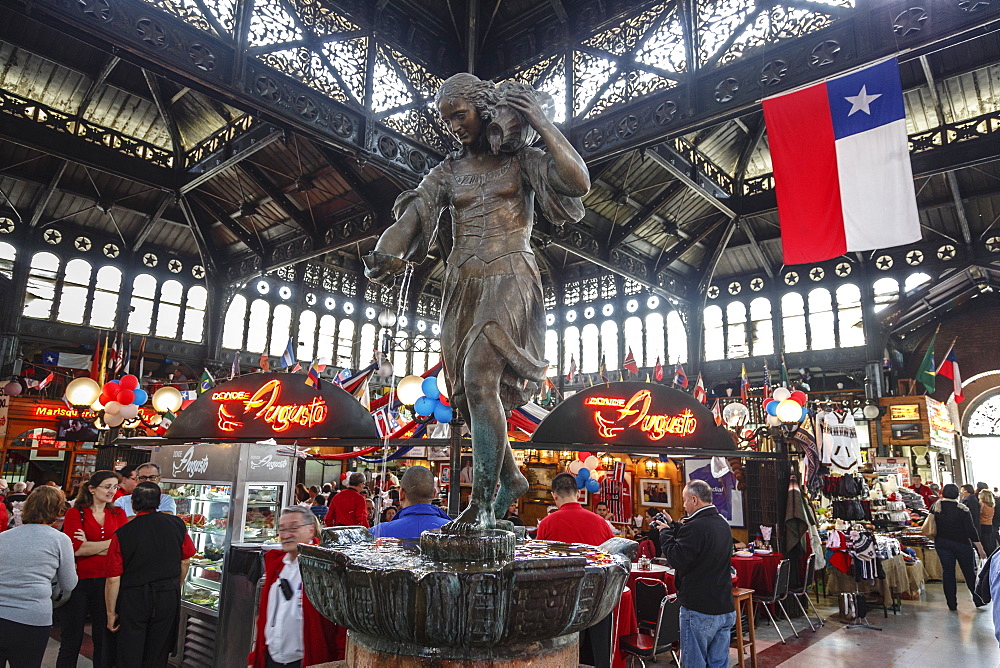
725;302;748;359
808;288;835;350
317;315;337;364
601;320;619;371
0;242;15;279
645;313;665;367
90;266;122;329
297;310;317;360
246;299;270;353
57;258;93;324
666;310;687;364
359;323;377;367
126;274;157;334
181;286;208;343
623;316;644;367
581;324;599;372
836;284;865;348
393;330;408;376
781;293;807;353
337;319;355;368
563;326;580;374
222;295;248;350
904;272;932;294
412;335;428;375
269;304;292;357
703;305;724;361
154;280;184;339
427;339;441;371
24;252;61;320
873;277;899;313
545;329;558;376
749;297;773;356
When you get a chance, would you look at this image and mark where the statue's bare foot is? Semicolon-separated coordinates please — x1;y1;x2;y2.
493;472;530;519
442;502;495;535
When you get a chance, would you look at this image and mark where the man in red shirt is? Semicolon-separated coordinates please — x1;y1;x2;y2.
536;473;614;668
114;465;137;501
325;472;369;528
909;474;938;508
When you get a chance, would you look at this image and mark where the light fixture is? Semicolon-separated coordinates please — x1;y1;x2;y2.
644;459;658;477
566;309;577;322
65;377;101;409
626;299;639;313
152;386;183;414
378;309;397;327
600;453;616;469
396;375;424;405
722;402;749;427
602;304;614;317
559;450;574;461
647;296;660;310
256;280;269;294
862;403;881;420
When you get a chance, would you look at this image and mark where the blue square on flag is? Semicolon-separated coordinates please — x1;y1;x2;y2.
827;59;905;139
43;351;58;366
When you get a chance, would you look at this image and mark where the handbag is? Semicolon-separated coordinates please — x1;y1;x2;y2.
921;504;938;538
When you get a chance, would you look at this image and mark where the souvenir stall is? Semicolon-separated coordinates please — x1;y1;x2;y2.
121;372;380;668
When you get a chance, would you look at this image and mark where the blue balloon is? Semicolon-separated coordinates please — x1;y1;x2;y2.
433;403;453;424
109;380;120;385
132;389;148;405
577;476;586;489
586;478;601;494
421;376;439;400
800;406;809;422
766;400;779;416
414;396;436;416
578;467;591;481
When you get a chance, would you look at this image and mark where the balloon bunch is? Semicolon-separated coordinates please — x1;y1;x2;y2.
764;387;809;427
566;452;602;494
99;375;149;428
412;375;453;424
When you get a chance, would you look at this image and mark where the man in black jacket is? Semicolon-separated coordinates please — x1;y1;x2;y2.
656;480;735;668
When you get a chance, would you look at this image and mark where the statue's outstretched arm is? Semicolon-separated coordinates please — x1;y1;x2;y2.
364;205;421;284
505;90;590;196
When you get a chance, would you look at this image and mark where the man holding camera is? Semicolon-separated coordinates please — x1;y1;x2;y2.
652;480;735;668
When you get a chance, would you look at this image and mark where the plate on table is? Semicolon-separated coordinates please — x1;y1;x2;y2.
734;551;754;558
753;549;772;555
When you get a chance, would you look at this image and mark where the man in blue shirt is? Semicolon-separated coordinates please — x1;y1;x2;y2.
115;463;176;518
371;466;449;540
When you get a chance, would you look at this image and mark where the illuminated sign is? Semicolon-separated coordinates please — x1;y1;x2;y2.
32;405;157;420
211;379;328;433
585;390;698;441
889;404;920;421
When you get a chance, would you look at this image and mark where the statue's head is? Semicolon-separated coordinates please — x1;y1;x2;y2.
435;73;499;147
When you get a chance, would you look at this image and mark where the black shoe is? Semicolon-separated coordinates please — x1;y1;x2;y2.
974;596;987;608
948;605;958;611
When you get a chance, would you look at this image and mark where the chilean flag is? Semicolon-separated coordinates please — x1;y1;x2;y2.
936;343;964;403
762;59;920;264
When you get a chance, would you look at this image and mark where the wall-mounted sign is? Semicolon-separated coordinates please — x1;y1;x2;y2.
530;382;734;452
873;457;911;487
889;405;920;421
164;373;378;441
0;394;9;441
890;422;923;441
925;398;955;433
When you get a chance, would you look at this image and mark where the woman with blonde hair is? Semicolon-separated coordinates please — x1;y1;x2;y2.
979;488;997;555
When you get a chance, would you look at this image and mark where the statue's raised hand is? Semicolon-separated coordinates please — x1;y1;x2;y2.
363;251;408;285
503;88;550;132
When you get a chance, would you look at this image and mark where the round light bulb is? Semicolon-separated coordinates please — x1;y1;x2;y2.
776;399;803;423
378;309;397;327
65;377;101;407
722;402;749;427
396;375;424;405
152;386;183;413
862;404;881;420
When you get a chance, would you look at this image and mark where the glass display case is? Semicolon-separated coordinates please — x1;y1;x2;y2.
68;449;97;491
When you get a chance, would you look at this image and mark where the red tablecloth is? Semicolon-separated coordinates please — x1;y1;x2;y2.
625;564;672;590
731;552;783;595
612;587;638;668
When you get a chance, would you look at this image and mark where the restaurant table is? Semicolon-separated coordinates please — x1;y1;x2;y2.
612;587;638;668
732;552;783;594
626;564;673;590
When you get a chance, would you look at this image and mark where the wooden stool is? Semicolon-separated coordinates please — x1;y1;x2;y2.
733;587;757;668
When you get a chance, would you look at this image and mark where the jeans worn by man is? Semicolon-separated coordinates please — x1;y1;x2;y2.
657;480;736;668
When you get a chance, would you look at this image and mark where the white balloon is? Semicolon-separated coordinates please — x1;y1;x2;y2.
437;372;449;400
397;375;424;405
766;414;782;427
584;455;600;470
104;401;122;415
568;461;584;474
104;413;125;427
772;387;791;402
119;403;139;420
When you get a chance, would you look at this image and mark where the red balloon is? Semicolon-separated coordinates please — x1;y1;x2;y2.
119;375;139;390
340;472;349;481
100;392;115;405
116;389;135;405
577;451;593;461
102;382;119;396
790;391;808;406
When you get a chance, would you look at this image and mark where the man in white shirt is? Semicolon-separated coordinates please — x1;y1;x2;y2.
115;463;176;517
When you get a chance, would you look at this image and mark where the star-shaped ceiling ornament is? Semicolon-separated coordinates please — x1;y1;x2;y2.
103;243;119;258
728;281;741;295
143;253;158;267
876;254;894;270
191;265;205;279
44;229;62;245
707;286;720;299
905;250;923;265
937;245;956;260
809;267;825;281
74;236;92;251
784;272;799;286
835;262;852;277
845;85;882;116
305;293;317;306
168;259;182;273
0;218;14;234
750;278;764;292
986;236;1000;253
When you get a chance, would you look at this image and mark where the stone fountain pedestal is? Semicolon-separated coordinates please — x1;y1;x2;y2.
298;527;633;667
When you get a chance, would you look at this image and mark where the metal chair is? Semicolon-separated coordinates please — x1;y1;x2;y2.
620;578;680;667
754;558;799;644
789;553;824;631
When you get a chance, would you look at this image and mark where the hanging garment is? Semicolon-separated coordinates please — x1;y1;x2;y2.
818;410;861;473
791;428;823;497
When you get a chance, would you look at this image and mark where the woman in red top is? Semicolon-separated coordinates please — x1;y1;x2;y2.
57;470;127;668
248;506;346;668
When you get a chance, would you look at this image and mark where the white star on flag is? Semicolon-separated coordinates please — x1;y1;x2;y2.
845;85;882;116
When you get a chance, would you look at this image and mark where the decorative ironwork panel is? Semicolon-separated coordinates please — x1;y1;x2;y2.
323;37;367;102
249;0;304;47
304;262;322;288
967;395;1000;436
581;3;666;56
634;6;687;73
623;278;643;296
260;47;351;103
563;280;581;306
141;0;236;38
543;285;556;310
713;4;844;67
600;274;617;299
573;50;617;116
381;109;450;155
366;124;439;177
290;0;359;36
582;277;599;302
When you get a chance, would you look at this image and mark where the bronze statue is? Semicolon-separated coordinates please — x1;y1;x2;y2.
365;73;589;533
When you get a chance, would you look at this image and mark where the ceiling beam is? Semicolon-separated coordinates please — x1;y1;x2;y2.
734;115;765;186
239;160;317;238
26;159;67;228
181;123;284;194
178;195;220;272
609;180;686;249
316;146;380;216
132;192;176;251
76;54;120;119
738;218;775;278
697;217;738;297
548;0;569;23
191;193;266;258
654;216;726;275
142;69;184;169
647;144;737;218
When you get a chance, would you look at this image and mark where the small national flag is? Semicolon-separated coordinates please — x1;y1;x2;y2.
280;339;296;369
332;368;353;387
155;410;176;436
566;355;577;383
198;369;215;394
600;356;609;384
121;337;131;374
259;354;270;372
762;58;920;264
291;363;302;374
91;332;104;382
917;326;940;394
936;339;962;402
623;348;639;375
780;354;789;388
305;360;322;388
230;352;240;380
37;372;56;390
762;362;772;403
654;356;663;382
673;362;688;389
710;399;723;426
740;364;749;405
693;374;707;405
109;332;121;377
137;336;147;380
373;406;400;438
341;363;378;395
41;351;93;370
